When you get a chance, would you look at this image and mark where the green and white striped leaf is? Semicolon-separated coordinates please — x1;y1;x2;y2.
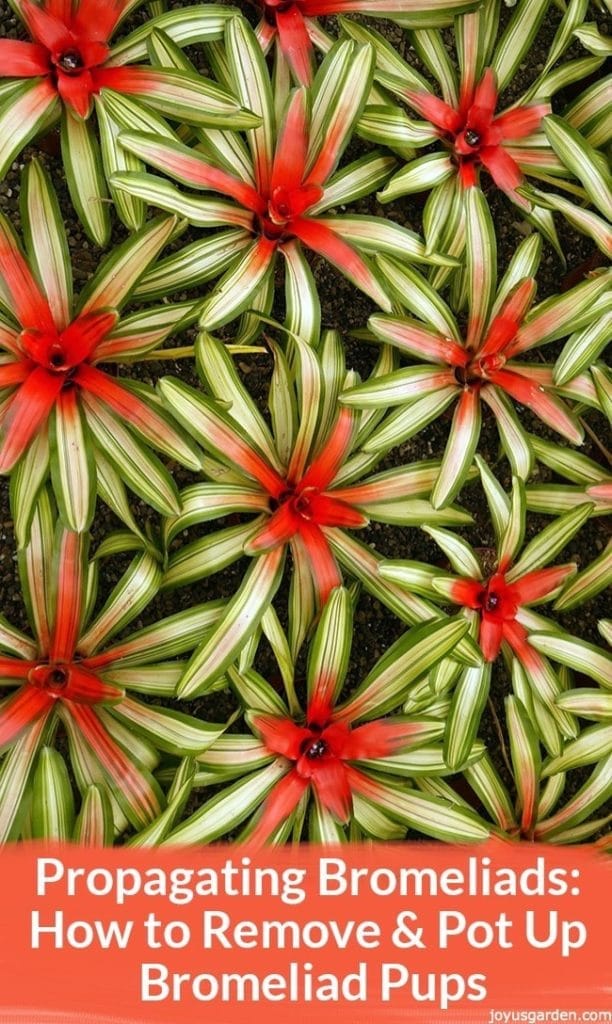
535;753;612;839
359;778;489;843
0;80;59;188
378;153;454;201
498;476;526;572
556;689;612;722
96;96;144;232
0;716;48;843
482;385;533;480
165;760;288;845
112;697;227;756
424;525;482;579
108;6;236;64
554;299;612;386
542;724;612;777
178;548;285;698
506;695;541;837
21;159;71;329
31;747;75;841
491;0;549;93
338;616;470;721
225;16;274;195
507;503;594;582
73;784;114;845
307;586;352;711
554;540;612;611
464;754;517;833
544;115;612;221
79;552;162;656
529;633;612;689
61;109;110;247
444;663;491;772
50;392;95;533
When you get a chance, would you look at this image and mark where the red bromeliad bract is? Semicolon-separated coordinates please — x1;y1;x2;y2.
404;68;547;199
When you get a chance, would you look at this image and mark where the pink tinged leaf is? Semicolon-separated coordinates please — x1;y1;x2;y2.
311;757;352;823
255;18;276;51
479;615;504;662
0;368;62;473
248;769;309;849
370;316;468;367
479;146;524;195
0;40;51;76
308;494;367;529
245;503;299;555
0;685;53;750
291;217;391;310
0;222;55;332
19;0;73;49
301;406;356;490
67;702;160;822
478;279;536;359
0;362;30;389
272;88;310;194
494;104;549;141
342;719;425;760
59;310;118;365
489;367;583;444
0;657;36;680
276;7;314;88
74;363;180;451
56;68;95;119
588;482;612;501
115;121;266;212
508;563;576;606
402;89;461;133
449;577;482;609
299;520;342;606
252;714;310;760
50;529;85;662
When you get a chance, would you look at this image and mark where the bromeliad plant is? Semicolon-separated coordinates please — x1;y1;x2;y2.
111;23;457;341
252;0;479;86
341;188;609;508
380;462;596;769
158;327;476;697
0;491;230;842
0;159;204;540
344;0;608;261
161;587;489;847
0;0;256;242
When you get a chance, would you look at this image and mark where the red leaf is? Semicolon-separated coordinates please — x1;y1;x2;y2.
508;564;576;607
489;366;583;443
0;658;36;680
0;225;55;333
299;520;342;605
246;503;299;554
448;577;482;608
0;40;50;76
248;769;309;849
479;145;523;195
276;6;314;87
308;493;367;528
342;719;421;760
301;406;355;490
0;685;53;750
56;67;95;118
0;368;63;473
311;756;352;822
291;217;390;309
479;614;504;662
20;0;73;49
479;278;536;358
494;104;549;141
252;714;310;759
403;89;462;133
50;529;85;662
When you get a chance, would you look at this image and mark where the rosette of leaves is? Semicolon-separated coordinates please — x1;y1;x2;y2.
0;159;204;541
341;188;609;508
252;0;479;86
0;491;231;843
156;587;489;847
0;0;259;242
460;690;612;844
157;325;479;699
379;461;600;770
343;0;608;262
110;22;457;344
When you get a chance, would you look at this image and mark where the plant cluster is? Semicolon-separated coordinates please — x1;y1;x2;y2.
0;0;610;847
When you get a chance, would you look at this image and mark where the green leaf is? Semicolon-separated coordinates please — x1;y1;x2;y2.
31;747;75;841
529;633;612;690
444;663;491;772
112;697;227;756
73;784;114;845
61;109;110;247
79;552;162;656
21;159;72;328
